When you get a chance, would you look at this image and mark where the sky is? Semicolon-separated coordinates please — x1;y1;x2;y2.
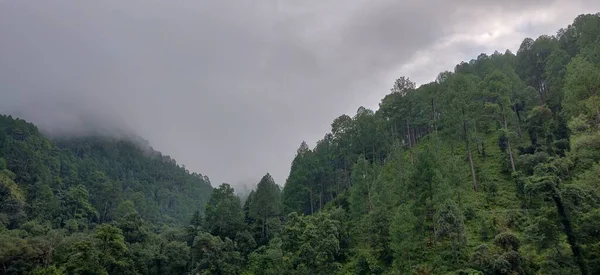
1;0;599;189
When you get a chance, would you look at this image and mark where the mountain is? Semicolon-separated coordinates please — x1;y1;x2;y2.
2;12;600;275
278;13;600;274
0;114;213;228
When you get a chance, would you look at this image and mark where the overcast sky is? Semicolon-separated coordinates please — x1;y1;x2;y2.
1;0;599;189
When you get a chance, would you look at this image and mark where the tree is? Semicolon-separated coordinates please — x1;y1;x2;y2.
0;166;26;228
64;185;99;226
249;173;281;244
516;35;558;104
348;156;375;215
60;237;106;275
204;183;245;240
2;13;600;275
88;171;118;222
526;162;589;275
441;73;482;190
390;76;416;96
544;49;571;110
187;210;204;245
526;105;554;150
162;241;190;274
280;211;343;274
243;190;255;223
94;224;127;273
483;70;519;173
389;203;418;273
469;233;527;274
191;233;242;275
434;200;467;266
564;56;600;125
282;142;318;215
247;238;288;275
115;203;148;244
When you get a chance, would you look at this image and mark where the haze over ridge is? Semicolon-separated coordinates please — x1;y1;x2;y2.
1;0;598;188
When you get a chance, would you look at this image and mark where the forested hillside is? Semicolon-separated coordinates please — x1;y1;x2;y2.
282;14;600;274
0;115;213;274
2;12;600;275
277;13;600;274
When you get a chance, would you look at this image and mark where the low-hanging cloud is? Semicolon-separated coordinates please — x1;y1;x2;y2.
1;0;598;188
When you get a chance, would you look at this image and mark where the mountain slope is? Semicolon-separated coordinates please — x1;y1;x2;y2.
2;12;600;275
278;13;600;274
0;114;212;229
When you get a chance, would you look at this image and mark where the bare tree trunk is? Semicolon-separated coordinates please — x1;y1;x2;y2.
481;140;486;160
504;118;516;173
406;119;412;148
594;96;600;127
398;153;403;178
262;213;266;240
507;139;516;172
367;185;373;212
515;115;523;138
320;176;323;210
372;143;375;163
467;142;478;192
102;203;111;223
309;190;314;215
537;79;546;105
463;109;478;191
432;98;436;134
412;127;417;146
514;108;523;138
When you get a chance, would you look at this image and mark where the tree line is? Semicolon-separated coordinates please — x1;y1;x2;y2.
2;12;600;275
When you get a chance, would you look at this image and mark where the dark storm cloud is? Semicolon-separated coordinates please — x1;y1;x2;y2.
0;0;597;188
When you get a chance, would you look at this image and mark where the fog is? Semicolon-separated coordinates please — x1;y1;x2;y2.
1;0;598;189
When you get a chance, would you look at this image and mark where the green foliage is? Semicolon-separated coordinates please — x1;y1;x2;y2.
564;55;600;122
435;200;467;266
274;12;600;275
204;183;246;240
3;12;600;275
0;113;213;274
192;232;243;274
31;266;63;275
348;156;376;216
390;203;419;272
279;211;343;274
247;237;288;274
163;241;191;274
248;173;281;244
94;224;127;272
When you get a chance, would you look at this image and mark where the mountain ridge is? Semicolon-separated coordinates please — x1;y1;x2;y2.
2;12;600;275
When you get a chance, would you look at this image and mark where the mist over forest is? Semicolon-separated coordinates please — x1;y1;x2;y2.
2;1;600;274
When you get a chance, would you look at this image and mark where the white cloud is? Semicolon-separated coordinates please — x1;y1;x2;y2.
1;0;598;188
391;0;600;88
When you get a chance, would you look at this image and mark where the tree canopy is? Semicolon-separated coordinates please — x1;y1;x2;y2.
3;12;600;275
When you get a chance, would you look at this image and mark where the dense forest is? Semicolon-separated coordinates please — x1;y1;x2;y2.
2;12;600;275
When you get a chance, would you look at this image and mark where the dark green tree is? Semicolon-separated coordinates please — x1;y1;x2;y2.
204;183;245;240
249;173;281;244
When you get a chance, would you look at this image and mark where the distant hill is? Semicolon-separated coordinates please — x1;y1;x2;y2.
0;114;213;229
